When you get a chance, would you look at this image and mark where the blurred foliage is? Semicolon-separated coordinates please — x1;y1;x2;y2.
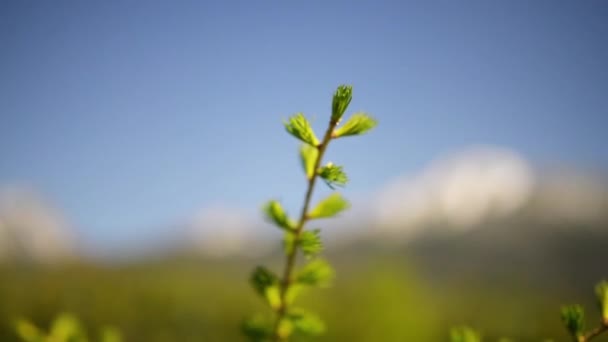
15;312;121;342
0;255;607;341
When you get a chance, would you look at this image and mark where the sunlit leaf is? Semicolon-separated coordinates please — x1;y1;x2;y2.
242;314;272;342
299;229;323;258
277;318;294;340
284;113;319;146
285;284;305;306
318;162;348;189
308;193;350;219
333;112;377;138
296;258;334;287
331;85;353;123
561;305;585;339
100;326;123;342
288;308;326;336
283;231;296;256
596;280;608;321
450;326;482;342
263;200;295;231
14;319;44;342
300;144;318;179
250;266;278;296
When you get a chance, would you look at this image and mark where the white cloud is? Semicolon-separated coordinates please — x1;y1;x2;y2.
371;146;535;239
0;185;76;263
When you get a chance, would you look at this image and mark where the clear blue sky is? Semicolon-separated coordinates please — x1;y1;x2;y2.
1;1;607;248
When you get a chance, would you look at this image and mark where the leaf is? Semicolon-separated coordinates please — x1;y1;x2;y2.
283;231;296;256
49;313;86;342
318;162;348;189
596;280;608;321
276;318;294;340
250;266;282;309
331;85;353;123
288;308;326;336
296;258;334;287
450;326;482;342
299;229;323;258
300;144;318;179
100;326;123;342
242;314;272;342
308;193;350;219
14;319;44;342
250;266;278;296
333;112;377;138
284;113;319;146
285;284;305;306
263;200;295;231
561;305;585;338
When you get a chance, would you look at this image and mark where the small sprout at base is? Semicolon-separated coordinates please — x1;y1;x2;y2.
296;258;335;287
284;113;319;146
450;326;482;342
300;144;318;179
318;162;348;189
331;85;353;123
561;305;585;339
332;112;377;138
263;200;295;231
308;192;350;219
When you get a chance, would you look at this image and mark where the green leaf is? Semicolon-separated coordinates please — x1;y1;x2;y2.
100;326;123;342
284;113;319;146
299;229;323;258
265;285;282;310
276;318;294;340
242;314;272;342
285;284;305;306
296;258;334;287
14;319;44;342
49;313;86;342
250;266;278;296
596;280;608;321
308;193;350;219
300;144;318;179
331;85;353;123
333;112;377;138
318;162;348;189
561;305;585;338
450;326;482;342
288;308;326;336
283;231;296;256
250;267;282;310
263;200;295;231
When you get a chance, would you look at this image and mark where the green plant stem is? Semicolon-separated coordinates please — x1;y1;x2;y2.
272;119;338;341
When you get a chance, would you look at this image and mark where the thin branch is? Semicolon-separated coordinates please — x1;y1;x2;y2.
583;321;608;341
272;118;338;341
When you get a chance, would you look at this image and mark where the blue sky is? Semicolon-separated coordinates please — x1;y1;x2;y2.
1;1;607;248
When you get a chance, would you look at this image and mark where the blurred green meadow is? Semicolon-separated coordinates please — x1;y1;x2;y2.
2;223;607;342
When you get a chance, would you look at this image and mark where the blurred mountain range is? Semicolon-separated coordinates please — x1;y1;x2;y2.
1;146;607;277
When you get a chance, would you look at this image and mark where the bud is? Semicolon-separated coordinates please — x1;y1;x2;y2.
561;305;585;338
596;280;608;322
331;85;353;123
